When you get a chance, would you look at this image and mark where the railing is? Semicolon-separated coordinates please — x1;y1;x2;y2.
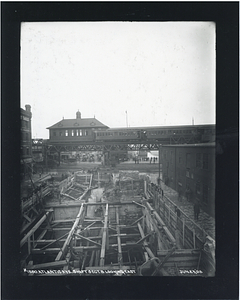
21;186;52;213
146;183;214;249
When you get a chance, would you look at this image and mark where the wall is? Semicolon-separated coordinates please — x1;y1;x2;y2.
162;144;215;217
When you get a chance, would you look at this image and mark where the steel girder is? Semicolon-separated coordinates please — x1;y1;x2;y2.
44;142;161;153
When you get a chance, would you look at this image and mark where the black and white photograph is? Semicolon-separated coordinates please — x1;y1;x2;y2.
20;21;216;277
2;2;239;299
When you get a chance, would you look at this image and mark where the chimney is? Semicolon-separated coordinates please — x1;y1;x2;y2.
25;104;31;112
76;110;81;119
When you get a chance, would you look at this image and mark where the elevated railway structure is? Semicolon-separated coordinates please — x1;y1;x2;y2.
39;124;215;166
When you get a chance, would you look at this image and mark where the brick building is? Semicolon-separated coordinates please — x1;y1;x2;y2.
162;143;215;217
21;105;32;178
47;110;108;142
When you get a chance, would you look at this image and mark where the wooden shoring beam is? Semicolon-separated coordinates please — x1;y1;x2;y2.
151;246;176;276
55;203;85;261
40;232;69;251
152;211;176;245
137;222;155;259
51;219;75;224
132;201;145;208
45;233;139;242
32;248;61;254
51;227;73;231
36;229;47;241
99;204;109;267
95;228;103;267
74;232;102;247
145;201;176;245
73;244;142;251
83;219;103;223
79;221;97;234
110;242;143;248
20;212;50;247
110;233;140;239
23;214;32;223
26;260;67;270
61;193;77;201
89;250;95;267
36;239;65;244
116;207;123;267
69;187;84;193
136;232;152;245
130;216;144;226
81;229;89;270
144;208;167;251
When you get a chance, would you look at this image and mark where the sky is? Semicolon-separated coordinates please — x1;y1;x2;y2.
21;22;215;139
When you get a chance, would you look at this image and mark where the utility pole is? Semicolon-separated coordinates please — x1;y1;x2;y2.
125;111;128;128
158;145;162;185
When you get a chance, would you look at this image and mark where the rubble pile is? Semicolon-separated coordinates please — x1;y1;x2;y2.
118;171;144;196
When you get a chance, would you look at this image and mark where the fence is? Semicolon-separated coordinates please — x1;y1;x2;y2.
146;183;214;250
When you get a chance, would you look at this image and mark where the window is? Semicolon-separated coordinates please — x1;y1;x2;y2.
178;170;181;178
80;130;82;136
65;130;68;136
179;152;182;164
86;131;88;136
203;184;208;204
196;182;201;195
170;151;173;164
186;168;190;178
186;153;191;168
60;132;63;136
163;151;166;160
203;153;208;169
76;130;79;136
196;153;202;168
72;130;74;136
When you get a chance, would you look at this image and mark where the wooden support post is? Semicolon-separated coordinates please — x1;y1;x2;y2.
81;229;89;270
193;229;196;249
89;250;95;267
116;207;123;267
27;236;31;255
142;210;145;231
99;204;108;267
55;203;85;261
137;222;155;259
168;205;171;224
183;218;185;247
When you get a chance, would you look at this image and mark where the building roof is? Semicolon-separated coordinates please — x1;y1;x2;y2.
162;142;215;148
47;118;108;130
